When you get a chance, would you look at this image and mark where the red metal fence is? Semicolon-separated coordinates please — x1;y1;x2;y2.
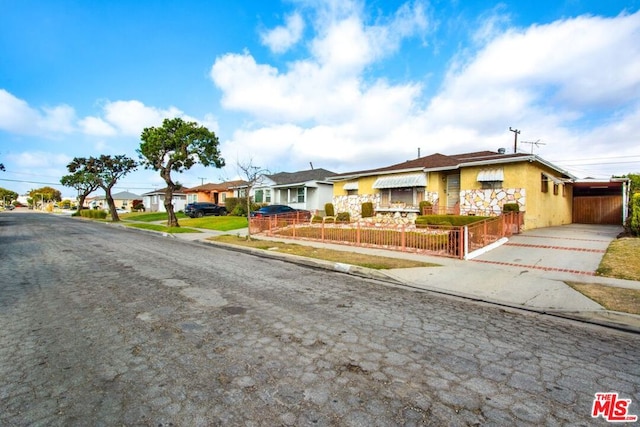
250;211;524;259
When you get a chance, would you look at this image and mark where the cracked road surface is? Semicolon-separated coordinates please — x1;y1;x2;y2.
1;212;639;426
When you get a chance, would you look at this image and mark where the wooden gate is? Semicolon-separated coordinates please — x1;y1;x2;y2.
572;196;622;224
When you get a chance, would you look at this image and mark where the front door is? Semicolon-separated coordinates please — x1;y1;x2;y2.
446;174;460;213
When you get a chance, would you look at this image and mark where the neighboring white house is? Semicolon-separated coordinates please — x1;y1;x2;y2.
86;191;141;210
252;168;336;213
141;188;188;213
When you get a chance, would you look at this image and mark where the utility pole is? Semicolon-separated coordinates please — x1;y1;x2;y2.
509;127;521;153
198;177;206;185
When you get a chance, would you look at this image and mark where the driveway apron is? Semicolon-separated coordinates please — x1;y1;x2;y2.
471;224;623;275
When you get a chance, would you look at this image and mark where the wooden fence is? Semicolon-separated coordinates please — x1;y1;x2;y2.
250;212;524;259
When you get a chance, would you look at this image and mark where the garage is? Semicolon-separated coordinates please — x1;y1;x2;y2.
572;179;630;225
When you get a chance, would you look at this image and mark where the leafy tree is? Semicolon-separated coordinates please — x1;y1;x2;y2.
237;159;268;240
61;158;102;212
0;187;18;206
68;155;137;221
138;117;225;227
625;173;640;194
29;186;62;208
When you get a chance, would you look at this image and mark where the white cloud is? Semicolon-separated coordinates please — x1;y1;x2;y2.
261;12;305;53
211;1;429;124
102;100;186;136
0;89;76;136
8;151;70;169
213;5;640;179
78;116;117;136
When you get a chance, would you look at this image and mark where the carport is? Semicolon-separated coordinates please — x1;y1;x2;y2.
572;178;630;225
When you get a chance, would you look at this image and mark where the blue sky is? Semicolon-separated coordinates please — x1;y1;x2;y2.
1;0;639;198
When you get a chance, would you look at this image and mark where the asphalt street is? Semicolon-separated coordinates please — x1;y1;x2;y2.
1;212;639;426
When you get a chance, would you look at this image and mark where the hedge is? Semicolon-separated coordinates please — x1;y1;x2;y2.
80;209;108;219
630;193;640;236
415;214;488;227
502;203;520;212
419;201;433;214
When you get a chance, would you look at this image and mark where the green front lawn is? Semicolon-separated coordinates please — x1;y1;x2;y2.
180;216;248;231
125;223;201;233
120;211;188;222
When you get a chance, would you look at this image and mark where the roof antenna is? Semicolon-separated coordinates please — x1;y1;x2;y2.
309;162;314;170
521;140;546;154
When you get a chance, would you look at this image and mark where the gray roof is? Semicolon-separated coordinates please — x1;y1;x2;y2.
93;191;140;201
266;168;336;186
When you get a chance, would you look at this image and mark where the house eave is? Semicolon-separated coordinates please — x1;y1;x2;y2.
327;167;426;182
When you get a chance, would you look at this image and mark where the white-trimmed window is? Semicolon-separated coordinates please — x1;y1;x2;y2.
373;174;426;207
477;168;504;190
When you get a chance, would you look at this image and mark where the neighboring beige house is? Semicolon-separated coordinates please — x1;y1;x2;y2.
85;191;141;211
327;150;580;230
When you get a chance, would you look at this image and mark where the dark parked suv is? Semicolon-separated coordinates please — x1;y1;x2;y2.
184;202;227;218
250;204;311;220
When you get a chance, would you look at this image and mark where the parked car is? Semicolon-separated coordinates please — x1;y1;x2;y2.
185;202;227;218
250;204;311;220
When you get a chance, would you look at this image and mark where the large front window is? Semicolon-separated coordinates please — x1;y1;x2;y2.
379;187;424;206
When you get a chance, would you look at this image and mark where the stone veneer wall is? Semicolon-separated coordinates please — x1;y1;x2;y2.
333;194;380;220
460;188;526;215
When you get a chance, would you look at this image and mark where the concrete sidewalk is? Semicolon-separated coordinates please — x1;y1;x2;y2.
161;223;640;333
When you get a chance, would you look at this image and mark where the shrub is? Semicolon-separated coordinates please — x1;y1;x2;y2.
630;193;640;236
231;204;247;216
415;214;488;227
419;201;433;214
502;203;520;212
361;202;374;218
225;197;241;213
132;199;145;212
335;212;350;223
311;215;324;223
80;209;107;219
325;203;335;217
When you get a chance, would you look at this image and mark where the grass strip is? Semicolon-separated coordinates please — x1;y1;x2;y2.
125;223;201;234
120;212;188;222
210;234;439;270
566;282;640;315
597;237;640;281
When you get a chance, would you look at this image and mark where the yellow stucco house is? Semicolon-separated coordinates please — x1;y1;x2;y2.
327;150;577;230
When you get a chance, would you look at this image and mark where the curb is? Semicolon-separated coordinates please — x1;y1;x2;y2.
110;221;640;335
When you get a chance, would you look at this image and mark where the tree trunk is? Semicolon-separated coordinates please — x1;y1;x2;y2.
104;187;119;222
77;195;87;213
164;186;179;227
245;192;252;240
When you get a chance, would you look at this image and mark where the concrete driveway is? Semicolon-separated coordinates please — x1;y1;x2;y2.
471;224;623;276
